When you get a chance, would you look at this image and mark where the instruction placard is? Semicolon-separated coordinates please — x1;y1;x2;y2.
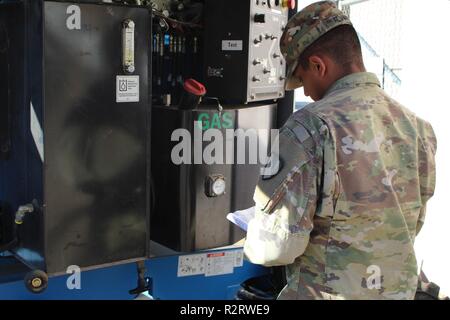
116;75;139;103
177;254;206;277
177;250;244;278
205;252;235;277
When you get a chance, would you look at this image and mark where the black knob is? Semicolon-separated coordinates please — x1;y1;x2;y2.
254;14;266;23
254;35;263;44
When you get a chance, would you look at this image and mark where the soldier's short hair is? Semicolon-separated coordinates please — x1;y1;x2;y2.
298;24;364;72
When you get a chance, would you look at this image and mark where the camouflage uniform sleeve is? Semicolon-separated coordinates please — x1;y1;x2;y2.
416;120;437;235
244;114;322;267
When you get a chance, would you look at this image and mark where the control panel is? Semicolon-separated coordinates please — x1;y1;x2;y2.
204;0;290;104
248;0;289;102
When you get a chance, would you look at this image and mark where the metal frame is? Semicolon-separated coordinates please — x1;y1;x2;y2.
0;247;268;300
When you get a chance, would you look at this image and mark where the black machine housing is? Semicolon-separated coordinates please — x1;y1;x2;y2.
151;103;277;251
149;0;295;252
0;0;151;275
0;0;296;275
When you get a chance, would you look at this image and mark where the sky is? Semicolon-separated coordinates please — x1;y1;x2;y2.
296;0;450;295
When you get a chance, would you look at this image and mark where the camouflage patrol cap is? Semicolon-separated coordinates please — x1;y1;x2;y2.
281;1;352;91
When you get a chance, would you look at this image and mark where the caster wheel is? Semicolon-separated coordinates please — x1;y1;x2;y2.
24;270;48;294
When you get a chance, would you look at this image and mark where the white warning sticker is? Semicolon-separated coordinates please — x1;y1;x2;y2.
205;251;235;277
234;250;244;267
177;250;244;277
116;75;139;103
177;253;207;277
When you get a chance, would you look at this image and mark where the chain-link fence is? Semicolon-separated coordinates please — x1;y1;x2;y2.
295;0;404;108
340;0;404;99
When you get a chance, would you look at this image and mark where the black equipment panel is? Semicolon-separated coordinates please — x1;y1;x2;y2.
0;0;151;275
151;103;277;252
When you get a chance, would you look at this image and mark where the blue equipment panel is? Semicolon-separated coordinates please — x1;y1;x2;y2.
0;248;268;300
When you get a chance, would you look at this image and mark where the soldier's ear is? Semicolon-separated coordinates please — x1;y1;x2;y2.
309;55;327;77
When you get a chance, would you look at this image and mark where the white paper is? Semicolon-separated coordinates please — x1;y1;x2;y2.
226;207;255;232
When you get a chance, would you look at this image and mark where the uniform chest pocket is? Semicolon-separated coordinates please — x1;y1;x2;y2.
315;169;341;219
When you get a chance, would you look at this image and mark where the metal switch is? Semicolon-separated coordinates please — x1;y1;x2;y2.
254;14;266;23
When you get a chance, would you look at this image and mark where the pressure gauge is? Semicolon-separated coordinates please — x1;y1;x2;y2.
205;174;226;197
212;179;226;196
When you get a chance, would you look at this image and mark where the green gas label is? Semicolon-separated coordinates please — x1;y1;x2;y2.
197;112;233;131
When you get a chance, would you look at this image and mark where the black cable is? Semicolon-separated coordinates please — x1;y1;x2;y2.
152;8;203;29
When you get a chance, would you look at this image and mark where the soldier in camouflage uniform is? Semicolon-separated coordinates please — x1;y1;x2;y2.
244;1;437;300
